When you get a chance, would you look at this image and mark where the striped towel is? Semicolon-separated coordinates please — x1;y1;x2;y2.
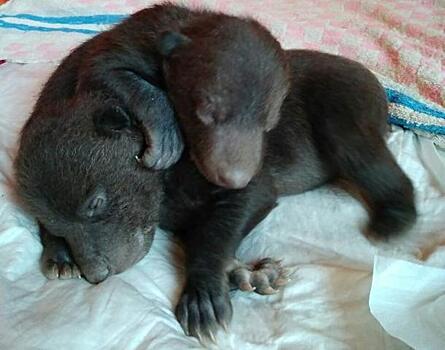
378;73;445;148
386;89;445;135
0;1;444;148
0;13;124;35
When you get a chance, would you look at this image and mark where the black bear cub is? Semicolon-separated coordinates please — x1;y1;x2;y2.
143;49;417;342
157;17;289;188
14;3;416;345
15;3;292;343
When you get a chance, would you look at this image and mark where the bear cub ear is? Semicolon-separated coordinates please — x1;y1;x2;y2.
158;31;192;57
93;105;132;138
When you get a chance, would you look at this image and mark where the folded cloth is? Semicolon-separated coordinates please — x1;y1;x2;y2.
378;75;445;148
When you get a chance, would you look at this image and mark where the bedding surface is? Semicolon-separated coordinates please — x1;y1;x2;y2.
1;1;445;349
1;0;443;107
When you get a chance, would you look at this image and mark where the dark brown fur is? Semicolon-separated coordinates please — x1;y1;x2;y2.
154;50;417;340
93;48;417;341
158;15;290;188
14;3;416;343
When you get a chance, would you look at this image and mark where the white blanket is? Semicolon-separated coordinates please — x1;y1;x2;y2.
1;62;445;350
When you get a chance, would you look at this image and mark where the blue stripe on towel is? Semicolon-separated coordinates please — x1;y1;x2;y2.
0;14;126;25
388;114;445;135
0;19;100;34
385;88;445;120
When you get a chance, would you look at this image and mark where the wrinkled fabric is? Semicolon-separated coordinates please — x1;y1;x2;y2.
370;256;445;350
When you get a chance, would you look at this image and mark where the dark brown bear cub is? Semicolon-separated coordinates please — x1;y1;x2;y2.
100;47;416;341
15;3;416;345
157;17;289;188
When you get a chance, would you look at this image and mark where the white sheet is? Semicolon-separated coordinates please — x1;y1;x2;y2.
370;256;445;350
1;62;445;349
